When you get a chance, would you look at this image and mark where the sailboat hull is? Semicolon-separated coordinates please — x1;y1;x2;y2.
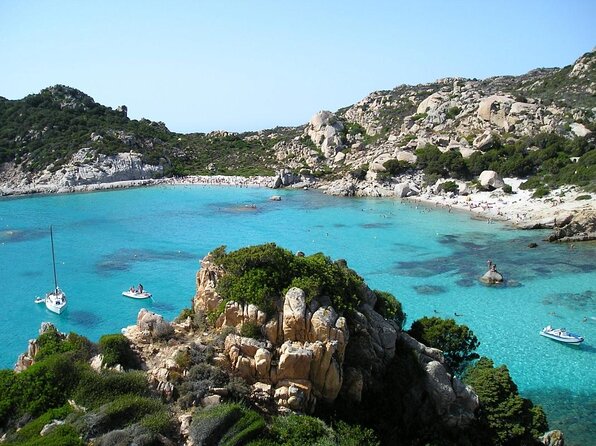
45;289;67;314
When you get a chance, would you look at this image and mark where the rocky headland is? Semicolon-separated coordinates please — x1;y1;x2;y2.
10;245;560;445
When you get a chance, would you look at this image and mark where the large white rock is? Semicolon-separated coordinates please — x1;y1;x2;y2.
305;111;344;158
478;170;505;189
570;122;592;137
282;287;308;342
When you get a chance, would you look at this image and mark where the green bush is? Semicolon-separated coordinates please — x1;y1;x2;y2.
532;186;550;198
441;180;459;193
15;424;85;446
268;414;334;445
502;184;513;194
463;357;548;445
239;321;261;339
333;420;380;446
373;290;406;329
16;353;83;417
213;244;365;316
445;106;461;120
89;395;164;435
7;405;72;443
175;308;194;322
98;334;138;369
72;370;149;409
190;403;265;446
408;317;479;375
576;194;591;200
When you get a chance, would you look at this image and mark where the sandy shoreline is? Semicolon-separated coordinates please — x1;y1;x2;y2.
1;174;594;234
405;178;595;230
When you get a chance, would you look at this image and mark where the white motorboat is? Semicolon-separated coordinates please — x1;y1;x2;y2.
35;226;68;314
122;290;152;299
540;325;584;344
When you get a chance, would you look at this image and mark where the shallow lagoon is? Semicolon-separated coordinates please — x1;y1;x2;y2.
1;186;594;444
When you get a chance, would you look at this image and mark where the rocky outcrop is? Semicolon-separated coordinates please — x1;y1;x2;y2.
0;148;164;195
478;170;505;190
539;430;565;446
548;209;596;242
191;252;478;423
305;111;344;159
14;322;63;372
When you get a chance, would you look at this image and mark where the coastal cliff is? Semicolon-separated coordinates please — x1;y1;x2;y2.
6;245;559;445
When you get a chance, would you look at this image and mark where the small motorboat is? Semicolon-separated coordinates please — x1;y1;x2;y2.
122;290;152;299
540;325;584;344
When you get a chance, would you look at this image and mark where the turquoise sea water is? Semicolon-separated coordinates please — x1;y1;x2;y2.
1;185;594;444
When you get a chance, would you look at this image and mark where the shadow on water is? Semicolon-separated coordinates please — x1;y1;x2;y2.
68;310;102;328
394;233;595;285
360;222;393;229
523;388;596;446
413;285;447;295
206;202;267;216
0;228;47;243
96;249;196;275
542;290;595;312
151;302;176;313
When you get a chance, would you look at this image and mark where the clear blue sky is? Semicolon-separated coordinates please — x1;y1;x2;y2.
1;1;594;133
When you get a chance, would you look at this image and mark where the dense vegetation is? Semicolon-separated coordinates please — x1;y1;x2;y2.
408;316;480;375
0;85;281;176
212;243;365;315
463;358;548;446
0;327;173;445
415;132;596;192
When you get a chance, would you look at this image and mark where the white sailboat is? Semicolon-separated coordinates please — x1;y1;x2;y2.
36;226;67;314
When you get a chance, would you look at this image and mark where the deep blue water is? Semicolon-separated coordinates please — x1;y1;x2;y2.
1;185;594;444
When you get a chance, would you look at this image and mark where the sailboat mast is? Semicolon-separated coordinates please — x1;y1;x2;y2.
50;225;58;291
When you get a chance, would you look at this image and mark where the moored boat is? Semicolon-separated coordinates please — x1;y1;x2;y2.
122;290;152;299
35;226;68;314
539;325;584;344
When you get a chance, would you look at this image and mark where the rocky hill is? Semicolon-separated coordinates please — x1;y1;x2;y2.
6;244;558;445
0;50;594;197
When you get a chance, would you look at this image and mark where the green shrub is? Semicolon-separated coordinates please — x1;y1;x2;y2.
333;420;380;446
98;334;138;369
174;350;192;370
373;290;406;329
225;377;251;402
190;403;265;446
175;308;194;322
411;112;427;121
7;405;73;443
445;106;461;120
502;184;513;194
532;186;550;198
139;410;175;436
0;369;17;426
72;370;149;409
463;357;548;445
16;353;83;417
408;317;479;375
348;165;368;181
268;414;334;445
213;244;365;315
576;194;591;200
239;321;261;339
16;424;85;446
92;395;164;434
441;180;459;193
